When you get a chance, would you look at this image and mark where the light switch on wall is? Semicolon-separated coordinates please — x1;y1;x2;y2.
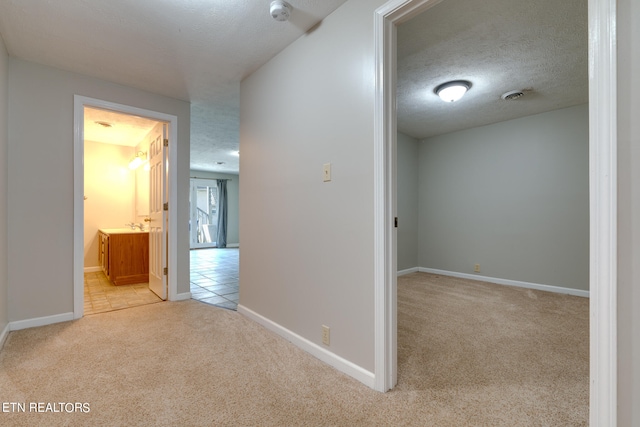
323;163;331;182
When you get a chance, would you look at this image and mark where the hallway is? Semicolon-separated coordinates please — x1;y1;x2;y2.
190;248;239;310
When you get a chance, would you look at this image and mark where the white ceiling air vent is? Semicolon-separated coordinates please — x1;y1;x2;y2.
270;1;292;22
501;90;525;101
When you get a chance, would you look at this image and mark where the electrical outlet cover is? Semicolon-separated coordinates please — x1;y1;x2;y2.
322;325;330;345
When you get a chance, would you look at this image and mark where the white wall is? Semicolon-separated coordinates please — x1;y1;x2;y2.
0;35;8;335
83;140;136;268
417;105;589;291
617;0;640;423
397;132;419;271
189;171;240;246
7;59;190;322
240;0;387;373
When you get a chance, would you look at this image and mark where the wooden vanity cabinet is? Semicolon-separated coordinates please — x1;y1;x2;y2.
98;229;149;285
99;231;110;277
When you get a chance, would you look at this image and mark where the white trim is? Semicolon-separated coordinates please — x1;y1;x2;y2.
226;243;240;248
84;266;102;273
418;268;590;298
9;312;74;331
73;96;84;319
0;323;9;349
374;0;445;394
173;292;192;301
376;0;617;418
238;304;375;388
588;0;617;424
73;95;180;320
397;267;419;276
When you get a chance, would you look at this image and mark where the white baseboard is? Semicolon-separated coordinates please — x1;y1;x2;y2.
417;267;590;298
172;292;192;301
237;304;375;389
397;267;419;276
84;266;102;273
0;323;9;349
9;312;75;331
226;243;239;248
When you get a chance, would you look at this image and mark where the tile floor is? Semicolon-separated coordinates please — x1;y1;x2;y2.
84;248;239;315
84;271;163;315
190;248;239;310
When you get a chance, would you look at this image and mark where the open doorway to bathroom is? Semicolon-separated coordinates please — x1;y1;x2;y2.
73;95;180;319
82;106;166;315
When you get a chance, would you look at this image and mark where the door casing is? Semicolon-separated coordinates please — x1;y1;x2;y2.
374;1;617;425
73;95;179;316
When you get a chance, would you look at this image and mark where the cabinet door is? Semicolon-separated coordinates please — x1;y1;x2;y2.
98;233;104;271
100;233;110;277
104;235;109;277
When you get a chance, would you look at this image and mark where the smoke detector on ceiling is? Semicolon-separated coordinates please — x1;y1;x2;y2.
501;90;525;101
270;1;292;22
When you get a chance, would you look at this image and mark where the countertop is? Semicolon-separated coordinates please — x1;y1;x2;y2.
99;228;149;235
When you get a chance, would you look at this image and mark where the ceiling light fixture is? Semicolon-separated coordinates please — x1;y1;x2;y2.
128;151;147;170
435;80;471;103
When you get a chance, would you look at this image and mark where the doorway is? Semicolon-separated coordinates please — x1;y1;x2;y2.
187;173;239;309
374;0;617;423
73;95;180;318
189;178;219;249
82;107;165;313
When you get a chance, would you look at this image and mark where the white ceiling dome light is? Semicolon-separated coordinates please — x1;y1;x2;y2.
270;1;292;22
435;80;471;103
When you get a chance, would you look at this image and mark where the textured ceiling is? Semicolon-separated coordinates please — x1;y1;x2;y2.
0;0;348;173
0;0;588;171
397;0;588;140
84;107;159;147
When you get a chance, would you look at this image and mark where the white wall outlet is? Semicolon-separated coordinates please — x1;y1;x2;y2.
323;163;331;182
322;325;330;346
474;264;480;273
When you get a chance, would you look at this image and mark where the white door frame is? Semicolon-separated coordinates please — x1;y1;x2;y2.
373;0;618;424
73;95;180;317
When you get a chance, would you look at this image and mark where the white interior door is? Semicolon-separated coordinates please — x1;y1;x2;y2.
148;122;167;300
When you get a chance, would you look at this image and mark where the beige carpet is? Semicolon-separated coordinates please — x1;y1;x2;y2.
0;272;588;426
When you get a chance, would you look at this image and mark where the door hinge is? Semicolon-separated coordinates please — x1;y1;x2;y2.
163;203;169;211
163;138;169;147
163;267;168;276
394;217;398;228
